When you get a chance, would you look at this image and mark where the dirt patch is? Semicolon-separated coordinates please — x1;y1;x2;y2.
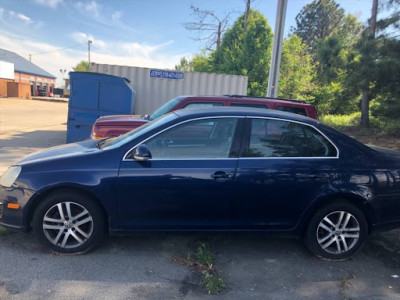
340;128;400;150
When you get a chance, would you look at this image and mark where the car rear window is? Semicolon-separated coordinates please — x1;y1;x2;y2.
276;106;307;116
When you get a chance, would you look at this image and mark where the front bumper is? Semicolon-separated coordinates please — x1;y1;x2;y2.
0;184;36;232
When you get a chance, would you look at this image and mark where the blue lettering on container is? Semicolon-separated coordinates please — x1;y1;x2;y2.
150;69;184;80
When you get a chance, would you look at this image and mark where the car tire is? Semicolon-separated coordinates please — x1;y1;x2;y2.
32;191;105;254
304;201;368;261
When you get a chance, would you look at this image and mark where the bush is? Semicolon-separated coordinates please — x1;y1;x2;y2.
320;112;361;128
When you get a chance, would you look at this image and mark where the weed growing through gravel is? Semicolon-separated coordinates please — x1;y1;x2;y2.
171;242;225;294
0;228;9;237
202;273;225;294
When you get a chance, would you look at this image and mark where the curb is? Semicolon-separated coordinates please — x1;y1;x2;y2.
30;97;68;103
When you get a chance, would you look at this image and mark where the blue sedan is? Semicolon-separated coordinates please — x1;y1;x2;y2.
1;107;400;260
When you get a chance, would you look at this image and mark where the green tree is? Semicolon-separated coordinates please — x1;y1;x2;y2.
213;9;273;96
192;53;214;72
73;61;89;72
278;34;315;100
174;57;193;72
292;0;345;52
363;0;400;124
312;15;363;114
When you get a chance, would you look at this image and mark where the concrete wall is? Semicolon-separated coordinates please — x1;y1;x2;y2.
7;82;31;99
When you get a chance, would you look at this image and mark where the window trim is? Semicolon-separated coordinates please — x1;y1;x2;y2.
240;116;339;159
123;116;245;161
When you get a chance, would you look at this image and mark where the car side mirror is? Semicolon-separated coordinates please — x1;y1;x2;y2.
133;144;152;161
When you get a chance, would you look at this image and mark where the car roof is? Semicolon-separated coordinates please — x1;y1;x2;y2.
172;106;319;124
181;95;314;107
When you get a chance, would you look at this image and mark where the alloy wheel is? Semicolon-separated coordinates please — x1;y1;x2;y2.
316;211;360;255
42;201;94;249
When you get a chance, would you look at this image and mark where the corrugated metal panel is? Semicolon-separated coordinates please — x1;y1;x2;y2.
90;63;248;115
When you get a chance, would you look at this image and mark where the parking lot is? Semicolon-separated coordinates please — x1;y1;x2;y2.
1;98;400;299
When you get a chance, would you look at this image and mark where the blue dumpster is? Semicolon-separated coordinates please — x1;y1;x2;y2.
66;72;135;143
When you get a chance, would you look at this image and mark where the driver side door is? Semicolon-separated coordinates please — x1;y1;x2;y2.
117;117;243;230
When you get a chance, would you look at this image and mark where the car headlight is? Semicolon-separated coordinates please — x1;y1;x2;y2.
0;166;22;187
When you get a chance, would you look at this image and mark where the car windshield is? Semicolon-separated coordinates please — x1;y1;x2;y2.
148;96;185;120
99;113;177;150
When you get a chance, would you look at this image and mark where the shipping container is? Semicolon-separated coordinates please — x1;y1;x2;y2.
90;63;248;115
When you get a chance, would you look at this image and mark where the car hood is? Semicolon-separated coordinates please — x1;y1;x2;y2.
17;139;99;165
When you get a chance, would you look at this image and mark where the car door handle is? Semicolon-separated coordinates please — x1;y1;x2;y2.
211;171;232;179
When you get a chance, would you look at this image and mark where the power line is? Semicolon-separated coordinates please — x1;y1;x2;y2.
1;42;87;60
27;42;87;56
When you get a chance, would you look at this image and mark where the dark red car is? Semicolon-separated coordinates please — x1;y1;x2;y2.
91;95;318;139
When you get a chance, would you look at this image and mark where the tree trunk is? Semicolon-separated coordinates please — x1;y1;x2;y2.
217;22;222;48
361;92;370;128
360;0;378;128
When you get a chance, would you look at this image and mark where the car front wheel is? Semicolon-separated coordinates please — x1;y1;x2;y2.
32;191;105;254
304;202;368;261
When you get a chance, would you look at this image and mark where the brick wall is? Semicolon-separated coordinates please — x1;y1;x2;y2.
7;82;31;99
0;78;13;97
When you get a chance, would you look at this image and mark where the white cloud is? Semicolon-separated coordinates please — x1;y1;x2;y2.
72;32;92;43
17;13;32;24
111;11;122;21
76;1;99;17
1;9;40;28
0;31;188;88
71;31;176;59
34;0;63;9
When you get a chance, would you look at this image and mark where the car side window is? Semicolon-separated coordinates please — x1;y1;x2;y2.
243;119;336;158
303;126;337;157
184;102;223;109
145;118;238;159
231;103;269;109
276;106;307;116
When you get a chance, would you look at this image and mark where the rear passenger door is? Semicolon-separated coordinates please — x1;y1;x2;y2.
232;117;339;230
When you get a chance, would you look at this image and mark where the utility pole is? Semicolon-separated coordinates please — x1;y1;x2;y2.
244;0;251;30
360;0;378;128
88;40;93;66
267;0;288;98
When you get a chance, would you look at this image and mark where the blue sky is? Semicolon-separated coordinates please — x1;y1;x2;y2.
0;0;378;86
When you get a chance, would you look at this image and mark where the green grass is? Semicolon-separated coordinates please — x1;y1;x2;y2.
196;243;214;266
172;243;225;294
320;112;400;134
0;227;9;237
202;274;225;294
